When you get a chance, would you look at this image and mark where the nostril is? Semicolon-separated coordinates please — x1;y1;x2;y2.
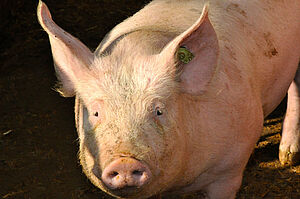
132;170;143;176
109;171;119;178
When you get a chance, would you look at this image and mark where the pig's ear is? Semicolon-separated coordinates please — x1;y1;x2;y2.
159;5;219;95
37;1;93;97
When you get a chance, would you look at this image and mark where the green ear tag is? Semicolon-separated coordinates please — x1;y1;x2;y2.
177;47;194;64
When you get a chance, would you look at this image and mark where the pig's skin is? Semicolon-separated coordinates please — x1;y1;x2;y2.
38;0;300;198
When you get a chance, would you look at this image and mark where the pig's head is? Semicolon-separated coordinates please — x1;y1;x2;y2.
37;1;218;198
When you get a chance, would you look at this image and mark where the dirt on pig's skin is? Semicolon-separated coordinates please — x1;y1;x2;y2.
0;0;299;198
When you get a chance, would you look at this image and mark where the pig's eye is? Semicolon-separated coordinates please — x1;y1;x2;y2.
89;101;103;126
155;107;163;116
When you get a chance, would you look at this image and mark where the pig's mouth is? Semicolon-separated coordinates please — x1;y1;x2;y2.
105;185;148;198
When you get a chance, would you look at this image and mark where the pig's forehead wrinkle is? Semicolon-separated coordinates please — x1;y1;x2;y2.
95;28;177;57
95;31;136;57
95;28;140;56
95;30;144;58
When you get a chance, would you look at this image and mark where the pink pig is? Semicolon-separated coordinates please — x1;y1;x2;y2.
37;0;300;198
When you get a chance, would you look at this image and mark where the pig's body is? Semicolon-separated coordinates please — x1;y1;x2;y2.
38;0;300;198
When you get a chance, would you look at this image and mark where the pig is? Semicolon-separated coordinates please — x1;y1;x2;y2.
37;0;300;198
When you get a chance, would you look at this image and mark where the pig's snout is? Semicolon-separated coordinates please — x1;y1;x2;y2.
101;157;152;191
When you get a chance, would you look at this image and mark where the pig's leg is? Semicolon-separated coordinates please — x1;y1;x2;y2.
204;175;242;199
280;67;300;165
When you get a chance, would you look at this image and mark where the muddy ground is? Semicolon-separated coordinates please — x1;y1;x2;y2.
0;0;299;198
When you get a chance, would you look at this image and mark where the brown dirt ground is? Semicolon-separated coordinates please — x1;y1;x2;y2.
0;0;299;198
